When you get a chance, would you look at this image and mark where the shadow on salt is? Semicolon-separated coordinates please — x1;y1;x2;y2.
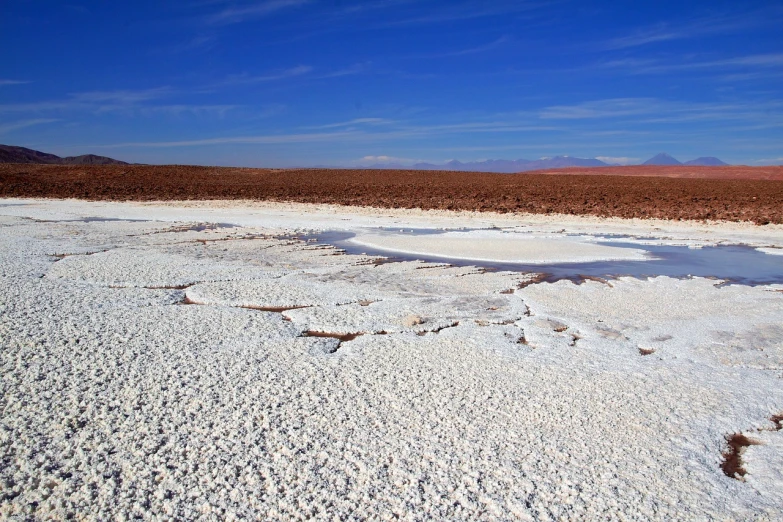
304;229;783;286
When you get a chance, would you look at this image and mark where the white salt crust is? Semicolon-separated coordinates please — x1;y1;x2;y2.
348;230;651;264
0;198;782;520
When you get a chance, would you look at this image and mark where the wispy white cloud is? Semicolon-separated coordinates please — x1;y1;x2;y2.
595;156;639;165
91;130;360;148
752;157;783;165
0;118;59;134
90;119;563;149
336;0;420;16
139;105;240;117
385;2;544;26
603;27;683;50
304;118;393;129
167;34;217;53
70;87;171;104
219;62;369;85
601;10;779;50
0;100;72;113
539;97;783;124
205;0;309;25
30;87;170;114
0;86;248;119
540;98;660;119
217;65;313;86
0;79;31;86
312;62;371;79
396;121;561;134
709;53;783;67
406;36;511;60
352;155;425;166
719;70;783;82
598;52;783;76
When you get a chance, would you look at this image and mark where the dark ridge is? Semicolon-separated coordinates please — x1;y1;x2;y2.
51;249;109;260
578;275;614;287
145;284;194;290
240;304;311;313
721;433;762;479
517;275;548;289
304;331;364;342
475;318;517;326
194;234;271;244
415;264;452;270
683;157;728;166
416;321;460;336
0;144;128;165
639;347;656;356
643;153;682;166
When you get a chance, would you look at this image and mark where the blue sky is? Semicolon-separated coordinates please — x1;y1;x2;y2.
1;0;782;166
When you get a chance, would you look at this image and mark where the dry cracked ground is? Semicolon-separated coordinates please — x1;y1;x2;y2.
1;211;782;520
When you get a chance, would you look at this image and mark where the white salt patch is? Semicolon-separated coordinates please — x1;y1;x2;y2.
349;230;651;264
519;276;783;369
757;247;783;256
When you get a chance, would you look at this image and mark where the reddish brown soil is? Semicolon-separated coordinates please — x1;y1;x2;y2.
1;163;782;224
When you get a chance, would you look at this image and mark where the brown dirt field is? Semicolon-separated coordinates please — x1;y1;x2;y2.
1;163;782;224
530;165;783;180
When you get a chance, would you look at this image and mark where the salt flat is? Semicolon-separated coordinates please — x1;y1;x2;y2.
1;198;782;520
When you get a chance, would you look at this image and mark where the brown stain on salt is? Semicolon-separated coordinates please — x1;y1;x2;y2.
578;275;614;287
304;331;364;342
721;433;762;479
239;304;311;313
516;274;547;289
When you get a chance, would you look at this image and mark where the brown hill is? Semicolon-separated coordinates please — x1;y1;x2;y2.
1;163;782;224
0;144;128;165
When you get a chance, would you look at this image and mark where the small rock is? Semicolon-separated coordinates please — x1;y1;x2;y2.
402;314;425;327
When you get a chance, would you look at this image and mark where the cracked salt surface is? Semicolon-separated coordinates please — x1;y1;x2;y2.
1;198;783;520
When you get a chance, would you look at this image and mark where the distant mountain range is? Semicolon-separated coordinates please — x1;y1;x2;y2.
357;156;613;173
0;144;729;171
642;153;727;166
358;154;729;172
0;144;128;165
